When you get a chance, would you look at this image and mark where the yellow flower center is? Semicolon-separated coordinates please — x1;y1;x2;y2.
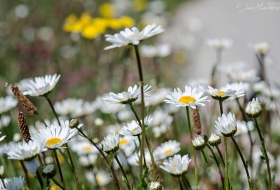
119;139;128;145
82;146;93;152
131;128;136;132
172;164;177;169
178;96;196;104
46;138;62;147
164;149;173;155
212;91;225;97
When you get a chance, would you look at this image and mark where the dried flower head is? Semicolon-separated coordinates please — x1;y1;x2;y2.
10;84;37;115
18;112;31;143
192;108;201;134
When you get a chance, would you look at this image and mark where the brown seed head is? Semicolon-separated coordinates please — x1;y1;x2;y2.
10;84;37;115
192;108;201;135
18;112;31;143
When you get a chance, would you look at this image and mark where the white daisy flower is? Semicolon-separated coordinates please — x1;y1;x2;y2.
150;110;173;138
153;140;180;160
235;121;254;136
254;42;269;54
208;133;221;146
70;141;98;155
119;120;142;136
34;120;82;149
102;84;152;105
149;181;162;190
221;82;248;98
214;112;237;137
0;96;18;114
140;44;171;58
79;154;98;167
104;23;164;50
145;88;171;106
160;154;191;176
127;149;152;166
23;74;60;96
1;176;25;190
5;139;44;160
165;86;209;109
199;85;237;101
192;135;206;150
206;38;232;50
119;135;139;157
86;170;111;186
245;98;262;118
227;69;259;83
100;133;120;154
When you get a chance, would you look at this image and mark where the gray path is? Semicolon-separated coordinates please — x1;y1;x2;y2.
161;0;280;86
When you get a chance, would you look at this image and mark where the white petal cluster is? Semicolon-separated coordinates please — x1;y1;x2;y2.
199;85;237;101
119;120;142;136
192;136;206;150
245;98;262;117
206;38;232;50
254;42;269;54
221;82;248;100
119;135;139;157
145;88;170;106
85;170;111;186
160;154;191;176
140;44;171;58
5;139;44;160
0;176;25;190
23;74;60;96
100;133;120;154
153;140;180;160
235;121;254;136
214;112;237;137
105;23;164;50
102;84;152;105
165;86;209;109
208;133;221;146
70;141;98;155
34;120;82;149
0;96;18;114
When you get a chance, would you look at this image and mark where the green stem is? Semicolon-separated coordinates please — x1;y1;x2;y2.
215;145;225;167
254;118;272;190
230;136;252;189
186;107;198;186
36;170;44;189
78;129;120;190
182;175;192;190
133;45;146;181
0;175;6;188
223;137;229;190
218;100;223;115
35;112;48;128
178;177;183;190
115;155;131;190
65;144;78;189
20;160;31;189
45;96;61;126
207;144;224;190
51;177;65;190
201;149;208;164
53;149;65;189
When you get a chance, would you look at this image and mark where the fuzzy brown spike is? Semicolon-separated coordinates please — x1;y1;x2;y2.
18;112;31;143
10;84;37;115
192;108;201;135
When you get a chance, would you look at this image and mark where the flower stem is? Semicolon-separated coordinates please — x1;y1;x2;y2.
78;129;120;190
254;117;272;190
218;100;223;115
230;136;252;189
36;170;44;189
186;107;198;186
178;177;183;190
51;177;65;190
207;144;224;190
182;175;193;190
65;144;78;189
45;96;61;126
53;149;65;189
201;149;208;164
223;137;229;190
115;155;132;190
20;160;31;189
215;145;225;167
133;45;146;181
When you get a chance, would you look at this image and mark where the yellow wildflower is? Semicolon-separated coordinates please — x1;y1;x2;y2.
99;3;114;18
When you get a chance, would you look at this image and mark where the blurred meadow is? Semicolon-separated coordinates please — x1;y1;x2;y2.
0;0;280;190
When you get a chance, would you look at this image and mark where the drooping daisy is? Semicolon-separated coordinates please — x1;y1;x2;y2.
214;112;237;137
70;141;98;155
102;84;152;105
5;139;44;160
206;38;232;50
23;74;61;96
165;86;209;109
153;140;180;160
160;154;191;176
1;176;25;190
0;96;18;114
100;133;120;154
34;120;82;149
104;23;164;50
119;120;142;136
199;85;237;101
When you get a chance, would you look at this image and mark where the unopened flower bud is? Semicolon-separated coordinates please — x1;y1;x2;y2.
69;119;79;129
42;164;56;178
